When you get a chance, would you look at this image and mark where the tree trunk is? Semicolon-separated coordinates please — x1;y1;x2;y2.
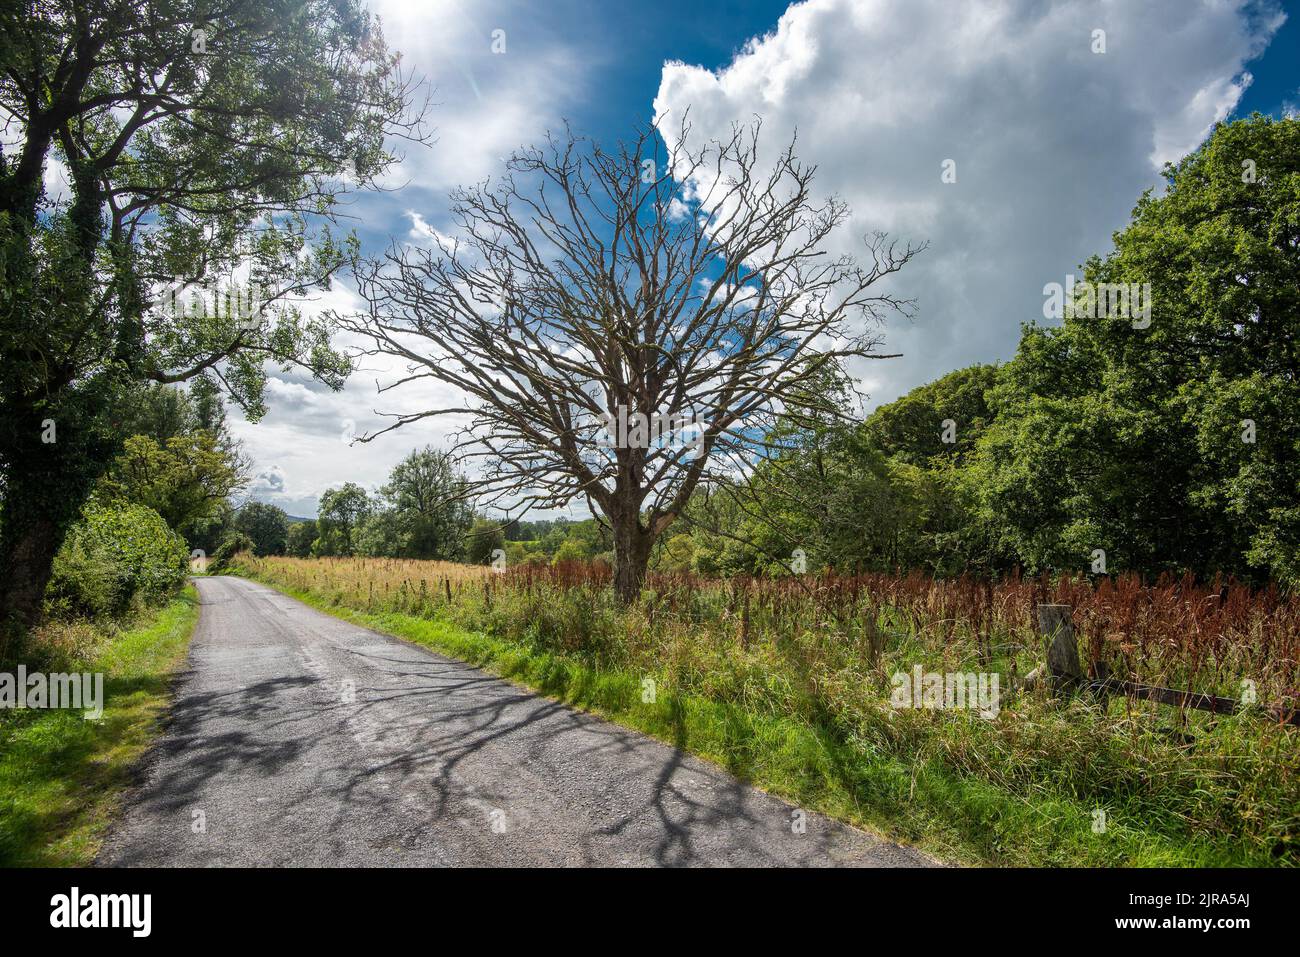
0;518;63;636
612;519;655;605
0;397;111;638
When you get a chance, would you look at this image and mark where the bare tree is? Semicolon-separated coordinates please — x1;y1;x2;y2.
344;118;923;602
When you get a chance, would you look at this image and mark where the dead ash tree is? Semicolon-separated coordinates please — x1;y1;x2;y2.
342;118;923;602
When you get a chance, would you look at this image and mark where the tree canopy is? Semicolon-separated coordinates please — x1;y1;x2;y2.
0;0;427;632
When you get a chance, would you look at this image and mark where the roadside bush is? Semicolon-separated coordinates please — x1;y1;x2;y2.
209;531;257;572
45;501;188;619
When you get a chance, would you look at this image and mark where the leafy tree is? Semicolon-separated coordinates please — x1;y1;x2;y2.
0;0;427;633
659;116;1300;585
314;483;371;556
188;499;235;557
971;115;1300;580
103;380;245;550
503;540;528;567
464;518;505;566
865;364;999;465
353;509;407;558
686;360;1010;576
117;379;237;450
379;447;473;559
552;536;593;564
285;519;317;558
233;501;289;556
98;431;245;543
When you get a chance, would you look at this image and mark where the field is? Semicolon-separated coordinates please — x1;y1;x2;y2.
233;555;1300;866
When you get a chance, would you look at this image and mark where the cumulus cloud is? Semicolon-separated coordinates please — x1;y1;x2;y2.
654;0;1285;408
251;465;288;495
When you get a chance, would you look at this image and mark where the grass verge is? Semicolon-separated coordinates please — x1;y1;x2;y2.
0;588;200;866
234;568;1272;867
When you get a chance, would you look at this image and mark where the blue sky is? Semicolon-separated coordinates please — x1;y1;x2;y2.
228;0;1300;517
1235;1;1300;115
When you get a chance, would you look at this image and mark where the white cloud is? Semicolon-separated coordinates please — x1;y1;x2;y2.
654;0;1284;409
367;0;590;195
43;156;71;206
228;279;468;515
405;210;460;248
1283;88;1300;119
250;465;288;495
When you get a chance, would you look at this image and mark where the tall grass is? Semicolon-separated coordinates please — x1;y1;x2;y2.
237;555;1300;865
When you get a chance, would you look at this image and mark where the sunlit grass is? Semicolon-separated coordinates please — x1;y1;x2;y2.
0;589;200;866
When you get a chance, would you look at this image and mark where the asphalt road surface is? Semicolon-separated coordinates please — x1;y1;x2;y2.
99;575;935;867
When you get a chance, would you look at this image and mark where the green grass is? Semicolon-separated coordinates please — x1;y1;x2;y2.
236;570;1277;867
0;589;200;866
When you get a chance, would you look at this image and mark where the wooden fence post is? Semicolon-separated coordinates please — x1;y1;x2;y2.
740;585;750;650
1037;603;1083;691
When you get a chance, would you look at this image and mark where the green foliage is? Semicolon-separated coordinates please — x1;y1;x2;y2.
464;518;505;565
45;501;188;619
379;447;473;559
552;537;594;564
353;509;408;558
314;483;371;556
675;116;1300;586
0;0;424;630
654;533;695;572
233;502;290;556
117;379;234;448
865;364;999;465
504;540;529;567
98;432;244;544
970;114;1300;580
285;519;317;558
209;531;256;572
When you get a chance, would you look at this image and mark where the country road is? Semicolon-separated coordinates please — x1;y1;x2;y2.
99;575;935;867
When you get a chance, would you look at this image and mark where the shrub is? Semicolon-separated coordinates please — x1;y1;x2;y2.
209;531;257;572
45;501;188;619
551;537;592;565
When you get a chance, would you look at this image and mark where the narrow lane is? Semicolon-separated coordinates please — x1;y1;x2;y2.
99;575;935;867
